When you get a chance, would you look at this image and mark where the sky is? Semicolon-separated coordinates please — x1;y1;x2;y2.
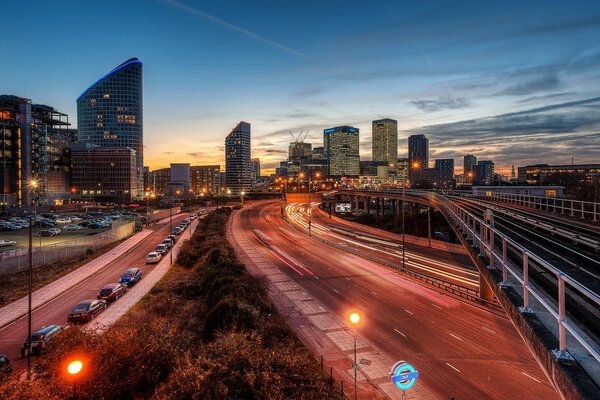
3;0;600;175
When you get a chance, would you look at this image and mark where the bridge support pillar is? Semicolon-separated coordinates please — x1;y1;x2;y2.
354;196;359;214
376;197;380;216
479;276;494;301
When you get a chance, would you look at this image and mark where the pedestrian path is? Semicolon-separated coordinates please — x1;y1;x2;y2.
86;217;201;334
0;229;152;330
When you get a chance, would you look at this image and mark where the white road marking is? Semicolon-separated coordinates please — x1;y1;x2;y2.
404;309;414;315
314;276;319;280
370;290;377;295
446;363;461;373
332;288;340;294
521;372;542;383
449;333;463;341
482;326;496;334
431;304;442;310
345;277;351;281
358;305;366;311
394;329;406;337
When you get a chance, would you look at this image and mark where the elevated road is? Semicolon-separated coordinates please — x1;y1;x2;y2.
233;201;558;399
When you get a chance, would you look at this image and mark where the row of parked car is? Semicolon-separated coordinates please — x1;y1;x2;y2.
145;214;196;264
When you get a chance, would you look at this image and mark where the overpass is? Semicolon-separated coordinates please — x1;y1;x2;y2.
321;189;600;400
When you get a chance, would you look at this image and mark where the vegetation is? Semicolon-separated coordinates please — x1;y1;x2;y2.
0;208;340;399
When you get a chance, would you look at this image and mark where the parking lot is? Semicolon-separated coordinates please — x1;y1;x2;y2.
0;226;109;253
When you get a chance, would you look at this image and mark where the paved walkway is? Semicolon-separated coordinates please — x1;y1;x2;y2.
0;229;152;330
86;217;201;334
227;207;435;400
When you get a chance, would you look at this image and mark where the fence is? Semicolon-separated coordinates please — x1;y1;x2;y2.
0;220;135;276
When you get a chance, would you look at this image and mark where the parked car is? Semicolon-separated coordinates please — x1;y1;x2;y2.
0;354;11;375
172;227;182;235
119;268;142;286
0;240;16;247
37;230;55;237
0;225;19;231
55;218;71;224
162;238;173;249
155;244;168;255
146;251;162;264
97;283;127;301
21;325;66;356
63;224;83;231
190;213;198;220
167;234;177;243
48;228;62;236
67;300;107;324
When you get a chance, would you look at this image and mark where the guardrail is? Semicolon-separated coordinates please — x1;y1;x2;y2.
444;190;599;224
408;191;600;367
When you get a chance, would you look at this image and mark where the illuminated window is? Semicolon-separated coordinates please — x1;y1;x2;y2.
103;94;110;99
90;99;97;106
0;111;10;119
485;191;492;197
545;190;557;198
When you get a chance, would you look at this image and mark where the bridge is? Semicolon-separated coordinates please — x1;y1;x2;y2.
321;188;600;400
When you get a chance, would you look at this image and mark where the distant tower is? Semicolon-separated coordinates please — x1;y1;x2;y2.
511;164;516;179
408;134;429;180
323;126;360;177
225;121;252;194
372;118;398;165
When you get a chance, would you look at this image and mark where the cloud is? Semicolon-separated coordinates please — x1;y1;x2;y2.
497;73;560;96
159;0;305;58
186;151;208;158
163;151;174;155
260;149;288;155
410;95;472;112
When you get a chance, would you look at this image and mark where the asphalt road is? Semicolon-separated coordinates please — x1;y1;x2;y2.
0;213;189;372
239;202;558;399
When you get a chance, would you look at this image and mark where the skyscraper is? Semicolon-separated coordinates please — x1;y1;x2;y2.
324;126;360;177
473;160;495;185
372;118;398;165
251;158;261;183
288;142;312;161
225;121;252;194
408;134;429;180
76;58;143;196
464;154;477;183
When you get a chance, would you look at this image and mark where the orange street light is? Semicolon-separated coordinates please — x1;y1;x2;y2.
348;311;362;400
67;359;83;399
412;161;420;169
315;172;321;179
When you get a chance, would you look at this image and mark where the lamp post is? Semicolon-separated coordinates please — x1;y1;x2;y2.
349;311;361;400
26;178;38;381
240;191;245;206
216;185;221;224
67;359;83;400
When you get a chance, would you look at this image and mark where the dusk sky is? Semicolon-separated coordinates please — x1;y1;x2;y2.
3;0;600;174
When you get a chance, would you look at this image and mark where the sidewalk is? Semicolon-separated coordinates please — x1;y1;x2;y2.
0;229;152;330
86;217;201;334
227;207;436;400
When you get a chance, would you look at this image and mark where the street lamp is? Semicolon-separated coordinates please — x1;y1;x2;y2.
26;178;38;381
349;311;362;400
241;191;245;206
67;359;83;399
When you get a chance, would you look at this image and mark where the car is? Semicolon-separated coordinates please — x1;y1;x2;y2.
21;325;66;356
119;268;142;286
0;354;11;375
167;234;177;243
78;220;91;227
48;228;62;236
172;227;182;235
0;240;16;247
190;213;198;220
146;251;162;264
55;217;72;224
37;230;54;237
155;244;168;255
0;225;18;231
162;238;173;249
63;224;83;231
67;300;107;324
97;283;127;301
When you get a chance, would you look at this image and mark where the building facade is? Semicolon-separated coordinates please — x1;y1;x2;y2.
191;165;221;194
1;95;76;207
372;118;398;165
152;167;171;195
76;58;143;195
473;160;495;185
70;144;137;202
521;164;600;185
324;126;360;177
435;159;455;189
225;121;252;194
170;163;191;190
251;158;261;183
289;142;312;162
408;134;429;181
464;154;477;184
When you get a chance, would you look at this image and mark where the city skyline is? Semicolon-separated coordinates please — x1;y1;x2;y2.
2;0;599;175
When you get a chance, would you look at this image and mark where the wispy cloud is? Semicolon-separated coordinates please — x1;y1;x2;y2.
497;73;560;96
410;95;472;112
159;0;305;58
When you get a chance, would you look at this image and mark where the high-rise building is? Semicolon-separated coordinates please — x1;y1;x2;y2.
397;158;409;185
289;142;312;162
152;168;171;195
324;126;360;177
191;165;220;194
312;146;326;160
70;144;136;202
464;154;477;183
252;158;261;183
225;121;252;194
0;95;76;207
435;159;455;188
372;118;398;165
170;163;191;190
77;58;143;195
408;134;429;181
142;166;152;193
473;160;495;185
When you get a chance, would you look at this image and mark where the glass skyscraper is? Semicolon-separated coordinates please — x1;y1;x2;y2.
225;121;252;194
372;118;398;165
76;58;143;196
324;126;360;177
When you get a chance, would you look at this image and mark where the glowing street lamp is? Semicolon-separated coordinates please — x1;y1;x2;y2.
241;191;245;206
348;311;362;400
25;177;39;381
67;359;83;399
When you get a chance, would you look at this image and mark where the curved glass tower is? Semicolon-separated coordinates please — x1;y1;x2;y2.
77;58;143;196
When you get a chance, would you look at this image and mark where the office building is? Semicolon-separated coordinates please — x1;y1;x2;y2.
312;146;326;160
408;134;429;181
324;126;360;177
142;166;152;193
225;121;252;194
252;158;261;183
435;159;455;189
191;165;220;194
77;58;144;195
372;118;398;165
473;160;495;185
289;142;312;162
70;144;137;202
152;167;171;195
464;154;477;183
397;158;409;185
1;95;76;207
170;163;191;191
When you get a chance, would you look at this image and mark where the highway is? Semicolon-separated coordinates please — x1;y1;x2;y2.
237;201;558;399
0;213;189;373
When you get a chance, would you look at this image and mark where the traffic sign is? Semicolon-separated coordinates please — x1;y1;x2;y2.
390;360;419;390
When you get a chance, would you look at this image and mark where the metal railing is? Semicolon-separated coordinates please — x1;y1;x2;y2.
410;191;600;366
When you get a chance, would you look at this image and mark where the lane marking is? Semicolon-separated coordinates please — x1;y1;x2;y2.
370;290;377;295
394;328;406;337
521;372;542;383
482;326;496;334
345;277;351;281
358;305;366;311
431;303;442;310
332;288;340;294
314;276;319;280
449;333;463;341
404;309;414;315
446;363;461;373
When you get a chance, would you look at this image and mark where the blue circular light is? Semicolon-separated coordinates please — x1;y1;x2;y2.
392;362;418;390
